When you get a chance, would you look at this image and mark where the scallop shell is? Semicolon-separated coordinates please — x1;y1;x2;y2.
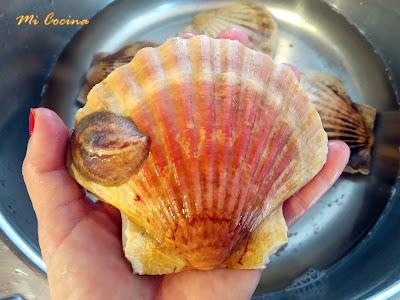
78;41;159;104
300;71;376;175
69;36;327;274
182;2;278;56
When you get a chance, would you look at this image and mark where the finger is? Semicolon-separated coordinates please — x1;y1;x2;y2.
217;27;250;46
22;108;88;259
283;140;350;227
157;269;261;300
282;63;300;81
179;32;195;39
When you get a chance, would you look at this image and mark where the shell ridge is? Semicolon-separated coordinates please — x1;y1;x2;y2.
230;55;277;224
176;38;203;220
202;38;218;214
229;84;262;235
216;39;247;213
113;125;177;246
231;51;276;227
214;42;242;213
347;144;368;150
319;115;362;131
129;168;167;237
129;48;185;224
327;106;367;131
122;79;180;230
324;129;367;141
229;50;274;228
148;44;198;233
316;83;353;107
244;67;305;224
223;46;256;217
261;90;327;211
242;123;294;231
192;35;213;214
253;142;298;222
122;213;188;274
145;47;189;220
310;91;369;142
189;36;211;215
305;80;362;123
137;159;177;236
212;71;229;213
313;98;363;125
160;38;197;222
248;67;289;201
221;53;245;215
234;93;280;230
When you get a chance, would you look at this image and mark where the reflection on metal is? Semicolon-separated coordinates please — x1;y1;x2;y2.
0;0;399;299
268;8;317;33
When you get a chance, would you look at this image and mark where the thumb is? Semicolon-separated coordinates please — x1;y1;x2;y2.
22;108;88;260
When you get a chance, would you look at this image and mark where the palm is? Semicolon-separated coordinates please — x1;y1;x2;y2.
46;203;262;299
44;200;157;299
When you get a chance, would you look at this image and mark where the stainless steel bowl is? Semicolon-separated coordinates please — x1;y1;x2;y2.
0;0;399;298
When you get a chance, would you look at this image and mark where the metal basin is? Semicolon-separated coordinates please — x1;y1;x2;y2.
0;0;399;299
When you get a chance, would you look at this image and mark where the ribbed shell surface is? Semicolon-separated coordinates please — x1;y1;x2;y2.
301;70;375;175
71;36;327;272
183;2;278;56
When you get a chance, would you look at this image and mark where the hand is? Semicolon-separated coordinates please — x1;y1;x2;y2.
22;29;350;300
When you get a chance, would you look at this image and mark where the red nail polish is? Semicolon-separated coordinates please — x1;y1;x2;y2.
29;108;35;137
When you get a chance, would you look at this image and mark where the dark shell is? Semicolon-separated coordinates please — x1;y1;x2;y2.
69;111;150;186
181;2;278;56
78;41;159;104
301;70;376;175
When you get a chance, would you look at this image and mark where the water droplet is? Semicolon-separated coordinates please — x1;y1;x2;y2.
286;268;327;297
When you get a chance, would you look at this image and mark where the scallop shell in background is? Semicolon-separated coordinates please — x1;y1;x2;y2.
182;2;278;56
77;41;159;104
301;70;376;175
68;36;327;274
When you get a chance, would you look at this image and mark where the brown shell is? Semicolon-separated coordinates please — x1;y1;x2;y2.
69;111;150;186
78;41;159;104
69;36;327;274
182;2;278;56
300;70;376;175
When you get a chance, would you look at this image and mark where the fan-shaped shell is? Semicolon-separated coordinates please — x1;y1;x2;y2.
182;2;278;56
78;41;159;104
69;36;327;274
300;70;376;175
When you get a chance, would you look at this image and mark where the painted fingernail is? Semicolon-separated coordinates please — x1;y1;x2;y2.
179;32;195;39
282;63;300;81
217;28;250;46
29;108;35;137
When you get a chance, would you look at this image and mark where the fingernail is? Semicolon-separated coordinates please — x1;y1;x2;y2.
29;108;35;137
282;63;300;81
179;32;195;39
217;28;250;46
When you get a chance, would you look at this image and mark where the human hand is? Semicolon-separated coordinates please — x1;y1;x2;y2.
22;29;350;300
